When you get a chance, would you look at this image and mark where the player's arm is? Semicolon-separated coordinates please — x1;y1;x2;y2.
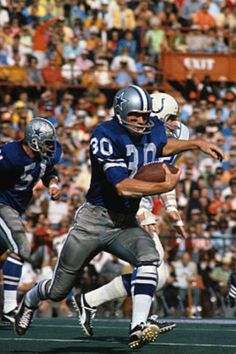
136;197;159;234
42;167;61;201
116;164;181;197
162;138;224;161
42;142;62;200
160;189;187;239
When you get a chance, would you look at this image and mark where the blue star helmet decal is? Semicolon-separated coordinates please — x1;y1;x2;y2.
33;128;42;136
115;92;128;111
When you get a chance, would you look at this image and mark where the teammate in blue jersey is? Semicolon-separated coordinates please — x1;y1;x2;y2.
0;117;62;324
14;85;224;349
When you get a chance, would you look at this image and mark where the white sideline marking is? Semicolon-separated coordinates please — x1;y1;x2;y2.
10;323;236;332
0;338;235;348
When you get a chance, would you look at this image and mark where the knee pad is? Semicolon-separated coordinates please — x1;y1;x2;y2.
131;263;158;297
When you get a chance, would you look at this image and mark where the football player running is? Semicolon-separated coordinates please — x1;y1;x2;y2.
14;86;224;350
70;92;189;338
0;118;62;325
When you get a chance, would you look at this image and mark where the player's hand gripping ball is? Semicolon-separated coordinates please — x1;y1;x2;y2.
133;162;179;183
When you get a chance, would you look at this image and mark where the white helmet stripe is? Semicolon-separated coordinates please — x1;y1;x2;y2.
130;85;148;111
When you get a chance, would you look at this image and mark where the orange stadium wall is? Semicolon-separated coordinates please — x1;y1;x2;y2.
162;52;236;81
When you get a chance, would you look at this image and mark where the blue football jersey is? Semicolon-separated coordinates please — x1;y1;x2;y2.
0;141;62;213
86;117;167;215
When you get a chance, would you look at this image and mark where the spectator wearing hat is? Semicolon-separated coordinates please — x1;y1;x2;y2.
114;60;134;87
97;0;110;27
63;35;86;61
76;49;94;72
61;53;82;84
11;100;31;129
55;93;76;127
86;59;113;87
110;47;137;73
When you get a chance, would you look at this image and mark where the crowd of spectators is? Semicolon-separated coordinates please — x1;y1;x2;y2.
0;0;236;88
0;0;236;320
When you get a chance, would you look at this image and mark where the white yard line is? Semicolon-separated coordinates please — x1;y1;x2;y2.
0;338;235;348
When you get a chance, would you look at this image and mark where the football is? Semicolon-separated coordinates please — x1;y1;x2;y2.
133;162;178;183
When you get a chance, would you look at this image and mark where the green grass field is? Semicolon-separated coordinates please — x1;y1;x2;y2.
1;318;236;354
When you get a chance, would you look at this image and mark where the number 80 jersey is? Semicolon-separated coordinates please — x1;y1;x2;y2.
86;116;167;215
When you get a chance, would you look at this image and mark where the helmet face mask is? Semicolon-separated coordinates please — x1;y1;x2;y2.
113;85;154;136
24;118;57;161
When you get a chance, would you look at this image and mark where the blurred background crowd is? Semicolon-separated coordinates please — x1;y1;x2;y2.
0;0;236;320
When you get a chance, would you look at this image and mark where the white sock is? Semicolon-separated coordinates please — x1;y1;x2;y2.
85;275;127;307
131;294;152;329
3;290;17;314
130;265;158;329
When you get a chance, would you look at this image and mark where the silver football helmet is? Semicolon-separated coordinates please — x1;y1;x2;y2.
113;85;154;136
151;92;181;138
24;117;57;161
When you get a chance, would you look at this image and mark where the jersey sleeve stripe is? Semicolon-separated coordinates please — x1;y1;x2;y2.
103;162;127;171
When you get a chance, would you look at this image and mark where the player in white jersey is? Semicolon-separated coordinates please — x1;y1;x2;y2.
71;93;190;336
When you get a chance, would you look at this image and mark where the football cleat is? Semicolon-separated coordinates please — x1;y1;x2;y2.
128;322;160;349
1;307;18;325
147;314;176;333
14;298;36;336
72;293;97;336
